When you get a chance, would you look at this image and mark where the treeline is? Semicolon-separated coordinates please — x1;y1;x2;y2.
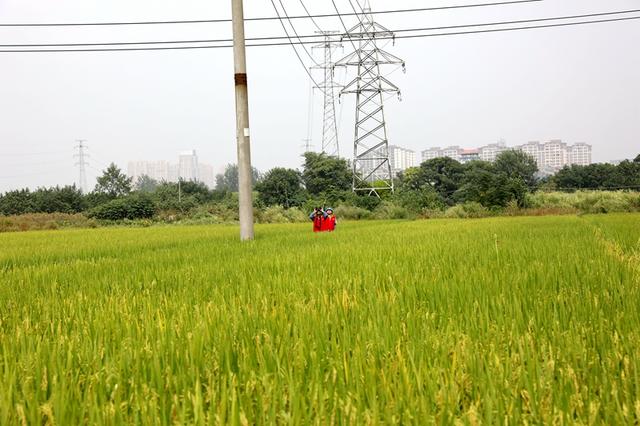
1;152;639;221
548;155;640;190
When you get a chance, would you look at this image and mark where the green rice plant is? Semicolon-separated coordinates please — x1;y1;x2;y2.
0;215;639;424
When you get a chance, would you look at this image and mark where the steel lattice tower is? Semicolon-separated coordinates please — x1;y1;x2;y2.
74;140;89;193
336;3;405;196
312;32;342;157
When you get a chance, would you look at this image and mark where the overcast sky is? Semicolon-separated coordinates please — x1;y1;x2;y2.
0;0;638;192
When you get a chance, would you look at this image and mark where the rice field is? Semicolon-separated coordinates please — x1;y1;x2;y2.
1;214;639;424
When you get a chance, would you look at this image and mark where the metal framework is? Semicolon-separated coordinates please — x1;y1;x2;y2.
74;140;89;193
311;31;342;157
336;3;405;196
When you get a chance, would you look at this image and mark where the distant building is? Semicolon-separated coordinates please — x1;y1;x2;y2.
569;143;592;166
541;140;568;170
478;142;507;162
440;146;462;162
421;147;442;162
519;142;545;167
419;140;592;174
127;150;217;188
127;160;170;183
389;145;416;175
178;150;199;181
459;149;480;163
198;164;216;188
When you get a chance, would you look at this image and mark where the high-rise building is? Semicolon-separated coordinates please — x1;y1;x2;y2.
178;150;199;181
518;142;545;167
460;149;480;163
127;151;217;187
389;145;417;175
478;142;507;162
419;140;592;174
542;140;568;170
421;147;442;162
440;146;462;162
127;160;170;183
198;164;216;188
569;143;592;166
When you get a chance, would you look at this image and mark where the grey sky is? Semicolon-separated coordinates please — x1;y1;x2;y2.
0;0;638;192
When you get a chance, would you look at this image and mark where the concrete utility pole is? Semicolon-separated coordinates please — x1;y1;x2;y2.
231;0;255;241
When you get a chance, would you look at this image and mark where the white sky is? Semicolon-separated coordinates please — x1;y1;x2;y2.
0;0;639;191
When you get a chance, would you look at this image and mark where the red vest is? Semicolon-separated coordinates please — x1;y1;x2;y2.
312;215;324;232
323;215;336;231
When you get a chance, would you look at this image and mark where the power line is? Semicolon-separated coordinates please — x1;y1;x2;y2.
275;0;319;66
331;0;360;53
298;0;323;33
0;1;543;27
3;9;639;50
267;0;324;91
2;15;639;53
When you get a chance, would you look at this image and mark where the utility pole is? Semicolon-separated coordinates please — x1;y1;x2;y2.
312;31;342;157
336;1;405;196
74;140;89;193
231;0;254;241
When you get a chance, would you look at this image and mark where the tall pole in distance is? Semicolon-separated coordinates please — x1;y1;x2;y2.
74;140;89;194
231;0;254;241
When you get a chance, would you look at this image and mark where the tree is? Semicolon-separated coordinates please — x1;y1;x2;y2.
134;175;158;192
90;194;156;220
31;185;86;213
407;157;465;206
256;168;306;208
0;189;34;215
215;164;261;192
456;161;527;208
301;152;351;196
94;163;132;198
494;150;538;189
553;163;618;190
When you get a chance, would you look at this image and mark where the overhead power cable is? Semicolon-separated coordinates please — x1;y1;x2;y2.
2;9;639;49
298;0;324;33
267;0;324;91
1;15;639;53
275;0;319;66
0;0;543;27
330;0;360;53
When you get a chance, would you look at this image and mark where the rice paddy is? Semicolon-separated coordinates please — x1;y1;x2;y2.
1;214;639;424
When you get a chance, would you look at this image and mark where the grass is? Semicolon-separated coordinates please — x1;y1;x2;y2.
1;215;639;424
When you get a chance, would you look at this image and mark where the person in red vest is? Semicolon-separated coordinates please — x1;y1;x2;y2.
322;207;337;232
309;207;327;233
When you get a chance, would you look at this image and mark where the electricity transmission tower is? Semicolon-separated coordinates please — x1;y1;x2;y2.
311;31;342;157
74;140;89;193
336;2;405;196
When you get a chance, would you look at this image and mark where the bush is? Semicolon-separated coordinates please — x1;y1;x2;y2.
373;202;411;220
527;191;640;214
444;202;491;219
256;206;308;224
0;213;96;233
334;205;372;220
90;195;156;221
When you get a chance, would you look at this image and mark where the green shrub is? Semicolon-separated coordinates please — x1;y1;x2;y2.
444;202;491;219
90;195;156;221
334;204;372;220
255;206;308;224
528;191;640;214
0;213;96;233
373;202;411;220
